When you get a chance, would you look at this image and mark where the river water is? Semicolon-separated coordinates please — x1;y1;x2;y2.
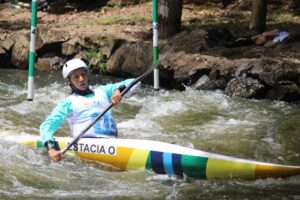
0;68;299;200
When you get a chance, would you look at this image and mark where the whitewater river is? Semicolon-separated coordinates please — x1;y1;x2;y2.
0;68;299;200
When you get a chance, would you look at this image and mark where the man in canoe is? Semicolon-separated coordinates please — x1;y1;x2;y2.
40;58;139;162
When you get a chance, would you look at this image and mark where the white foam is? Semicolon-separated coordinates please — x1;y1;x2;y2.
6;82;68;115
1;132;39;143
118;119;161;131
142;100;186;118
8;100;39;114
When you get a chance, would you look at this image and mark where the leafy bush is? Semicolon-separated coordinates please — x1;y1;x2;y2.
83;48;107;74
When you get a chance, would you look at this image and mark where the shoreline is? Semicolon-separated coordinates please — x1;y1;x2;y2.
0;1;299;102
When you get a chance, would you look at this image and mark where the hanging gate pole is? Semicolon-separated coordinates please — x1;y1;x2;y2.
27;0;37;101
152;0;159;90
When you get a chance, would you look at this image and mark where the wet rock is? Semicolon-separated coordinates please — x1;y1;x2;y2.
1;37;14;52
36;29;67;56
248;58;278;78
194;75;210;88
106;41;152;76
245;58;300;87
35;58;51;72
259;71;277;86
275;61;299;81
195;75;227;90
225;77;265;98
0;32;6;41
169;29;208;54
35;56;65;71
106;43;130;75
207;78;227;90
174;69;190;81
80;35;102;49
100;38;124;59
209;67;221;80
235;63;254;77
165;52;215;82
0;47;9;66
50;56;65;71
62;38;81;56
79;35;124;59
11;35;29;69
266;81;300;102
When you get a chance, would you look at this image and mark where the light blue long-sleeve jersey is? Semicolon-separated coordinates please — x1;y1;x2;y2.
40;79;135;144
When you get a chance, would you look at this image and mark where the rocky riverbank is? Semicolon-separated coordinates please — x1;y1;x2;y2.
0;1;300;102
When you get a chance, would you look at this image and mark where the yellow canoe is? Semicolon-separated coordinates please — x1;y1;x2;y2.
19;137;300;180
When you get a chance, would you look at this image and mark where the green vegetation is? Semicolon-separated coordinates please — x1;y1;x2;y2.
268;11;297;24
83;48;107;74
82;14;151;26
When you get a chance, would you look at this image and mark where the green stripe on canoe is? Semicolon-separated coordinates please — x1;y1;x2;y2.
182;155;208;179
146;152;152;170
37;140;44;148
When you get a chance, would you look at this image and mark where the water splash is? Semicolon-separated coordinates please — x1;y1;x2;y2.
0;69;300;199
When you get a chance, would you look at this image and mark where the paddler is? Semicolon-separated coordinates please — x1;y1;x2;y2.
40;58;140;162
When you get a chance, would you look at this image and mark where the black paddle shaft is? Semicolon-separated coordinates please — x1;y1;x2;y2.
61;45;175;154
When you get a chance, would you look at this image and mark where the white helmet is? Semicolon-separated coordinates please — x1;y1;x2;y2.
62;58;88;79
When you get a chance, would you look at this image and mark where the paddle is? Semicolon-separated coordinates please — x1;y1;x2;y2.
61;45;175;154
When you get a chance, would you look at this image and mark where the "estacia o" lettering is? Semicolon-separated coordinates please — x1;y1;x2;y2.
69;143;116;155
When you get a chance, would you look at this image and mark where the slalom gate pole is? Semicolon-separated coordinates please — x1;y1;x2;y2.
27;0;37;101
152;0;159;90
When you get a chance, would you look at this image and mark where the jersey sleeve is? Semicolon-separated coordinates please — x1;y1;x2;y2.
40;99;73;144
99;78;135;99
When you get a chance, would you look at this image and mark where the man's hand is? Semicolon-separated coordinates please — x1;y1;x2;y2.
48;149;64;162
111;89;122;105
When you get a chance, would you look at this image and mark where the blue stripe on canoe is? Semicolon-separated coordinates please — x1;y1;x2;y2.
172;153;183;176
151;151;165;174
163;153;175;176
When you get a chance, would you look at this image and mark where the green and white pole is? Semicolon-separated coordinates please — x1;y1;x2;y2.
152;0;159;90
27;0;37;101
